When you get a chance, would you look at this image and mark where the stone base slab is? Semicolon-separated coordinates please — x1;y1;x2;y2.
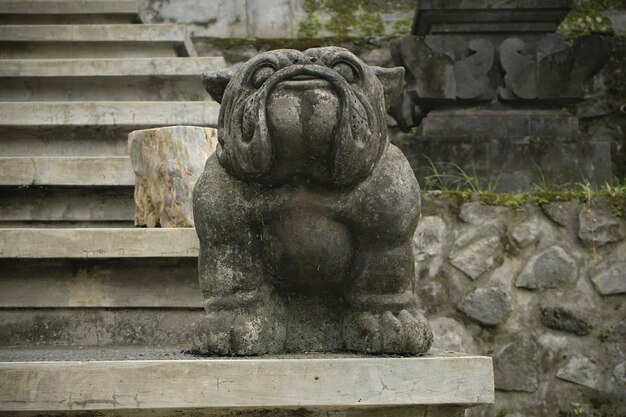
0;353;493;416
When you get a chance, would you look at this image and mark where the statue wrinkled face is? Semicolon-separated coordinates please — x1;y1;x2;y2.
202;47;404;186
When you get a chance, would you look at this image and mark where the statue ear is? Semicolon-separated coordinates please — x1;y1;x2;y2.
373;66;405;109
201;69;234;104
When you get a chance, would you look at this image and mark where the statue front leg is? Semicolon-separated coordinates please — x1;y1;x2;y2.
192;239;286;356
342;240;432;355
191;157;286;356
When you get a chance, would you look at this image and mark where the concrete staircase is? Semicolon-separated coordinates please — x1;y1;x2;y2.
0;0;219;349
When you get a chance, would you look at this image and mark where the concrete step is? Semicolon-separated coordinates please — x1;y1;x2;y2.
0;307;203;347
0;258;200;308
0;57;225;101
0;186;134;224
0;353;494;415
0;156;134;186
0;227;199;258
0;0;145;24
0;24;196;58
0;102;219;156
0;101;219;127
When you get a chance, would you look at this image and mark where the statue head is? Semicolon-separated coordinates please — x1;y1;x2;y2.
202;47;404;186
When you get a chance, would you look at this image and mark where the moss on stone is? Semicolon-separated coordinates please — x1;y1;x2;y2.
297;0;396;39
357;10;385;36
392;16;413;35
558;0;621;38
431;190;626;217
298;15;323;38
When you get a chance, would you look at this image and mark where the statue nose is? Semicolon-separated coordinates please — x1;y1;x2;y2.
293;57;322;65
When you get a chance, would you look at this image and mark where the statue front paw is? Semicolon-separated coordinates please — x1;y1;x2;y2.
343;309;432;355
191;309;285;356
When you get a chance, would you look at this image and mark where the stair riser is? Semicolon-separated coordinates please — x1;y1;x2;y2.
0;15;141;25
0;77;208;101
0;258;201;308
0;308;202;347
0;186;134;223
1;127;134;156
0;42;183;59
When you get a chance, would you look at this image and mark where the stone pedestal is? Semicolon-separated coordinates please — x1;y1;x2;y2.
390;0;613;191
128;125;217;228
0;351;494;417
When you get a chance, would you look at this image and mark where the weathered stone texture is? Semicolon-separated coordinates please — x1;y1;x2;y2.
449;236;502;280
591;263;626;295
578;203;625;247
457;287;511;327
129;126;217;227
556;356;601;390
515;245;577;290
493;338;539;392
192;48;432;356
541;200;579;227
540;306;591;336
411;196;625;416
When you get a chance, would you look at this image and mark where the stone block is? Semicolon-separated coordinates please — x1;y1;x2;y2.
516;245;577;290
457;287;512;327
591;263;626;295
422;109;579;140
0;228;199;258
493;338;539;392
142;0;248;38
429;317;477;354
508;220;542;248
556;356;601;390
540;306;591;336
129;126;217;227
247;0;292;38
413;0;571;36
0;23;197;58
541;199;580;227
0;156;134;186
0;354;495;414
578;202;625;247
449;236;501;280
0;101;219;127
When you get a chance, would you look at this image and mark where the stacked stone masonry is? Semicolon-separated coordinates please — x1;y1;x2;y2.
416;194;626;417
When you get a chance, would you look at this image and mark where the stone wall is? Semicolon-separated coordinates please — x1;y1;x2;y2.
417;194;625;417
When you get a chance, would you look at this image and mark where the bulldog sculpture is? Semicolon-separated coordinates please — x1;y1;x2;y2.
192;47;432;355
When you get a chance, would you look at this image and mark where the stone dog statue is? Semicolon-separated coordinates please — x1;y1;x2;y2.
192;47;432;355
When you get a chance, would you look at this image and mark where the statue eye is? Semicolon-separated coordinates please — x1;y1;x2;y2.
252;65;275;88
332;62;356;83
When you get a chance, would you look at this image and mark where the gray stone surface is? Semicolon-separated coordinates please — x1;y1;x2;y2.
0;355;494;414
449;236;502;280
540;306;591;336
578;203;625;247
193;47;432;356
0;23;197;58
429;317;477;354
614;361;626;385
516;245;577;290
0;228;199;258
457;287;511;327
591;263;626;295
508;220;542;248
556;356;601;390
0;101;219;127
129;126;217;227
541;200;580;227
0;57;226;101
493;338;539;392
0;156;134;186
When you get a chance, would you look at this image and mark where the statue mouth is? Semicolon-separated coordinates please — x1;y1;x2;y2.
276;77;333;91
263;65;350;98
